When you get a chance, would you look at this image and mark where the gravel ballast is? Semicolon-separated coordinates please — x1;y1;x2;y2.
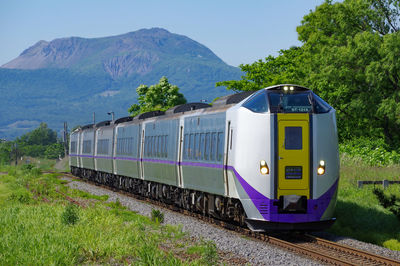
64;177;400;265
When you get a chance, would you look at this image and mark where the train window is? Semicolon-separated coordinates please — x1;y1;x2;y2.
70;141;77;153
97;139;109;155
83;140;91;154
217;132;224;162
184;134;189;159
313;93;331;113
145;137;149;156
285;127;302;150
242;91;268;113
210;132;217;161
149;136;152;157
189;134;195;159
157;136;161;157
269;93;312;113
160;136;163;157
195;133;200;159
200;133;205;160
205;133;210;160
153;136;156;157
165;135;168;157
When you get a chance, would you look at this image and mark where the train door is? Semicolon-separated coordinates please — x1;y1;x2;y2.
177;125;184;187
277;113;310;199
140;127;145;179
223;121;231;196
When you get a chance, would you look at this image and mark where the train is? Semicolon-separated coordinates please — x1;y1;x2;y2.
69;84;339;231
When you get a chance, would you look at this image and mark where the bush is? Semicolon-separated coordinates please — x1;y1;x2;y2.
340;137;400;166
61;203;79;225
151;209;164;223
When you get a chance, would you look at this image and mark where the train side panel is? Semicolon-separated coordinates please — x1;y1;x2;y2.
94;126;114;174
113;123;141;179
226;106;273;220
80;128;95;170
142;119;179;186
181;113;226;196
69;130;79;168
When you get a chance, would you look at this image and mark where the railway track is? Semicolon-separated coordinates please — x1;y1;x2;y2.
57;171;400;265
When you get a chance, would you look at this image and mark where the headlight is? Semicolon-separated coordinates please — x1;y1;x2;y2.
260;160;269;175
317;160;325;175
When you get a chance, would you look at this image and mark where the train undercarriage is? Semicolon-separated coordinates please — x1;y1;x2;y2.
70;166;246;226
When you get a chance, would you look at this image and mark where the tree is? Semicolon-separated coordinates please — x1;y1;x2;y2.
216;0;400;147
128;77;187;116
216;47;304;92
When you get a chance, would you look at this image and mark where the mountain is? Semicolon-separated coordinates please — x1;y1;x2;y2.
0;28;241;139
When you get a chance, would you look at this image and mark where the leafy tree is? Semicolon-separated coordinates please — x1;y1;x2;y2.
217;0;400;148
17;122;57;146
0;141;12;164
128;77;187;116
216;47;304;92
15;122;63;159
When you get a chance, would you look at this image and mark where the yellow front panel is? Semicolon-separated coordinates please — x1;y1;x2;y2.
277;113;310;198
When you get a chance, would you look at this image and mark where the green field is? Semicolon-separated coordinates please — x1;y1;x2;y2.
328;155;400;250
1;153;400;265
0;166;221;265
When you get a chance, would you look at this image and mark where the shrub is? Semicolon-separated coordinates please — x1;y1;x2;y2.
151;209;164;224
61;203;79;225
340;137;400;166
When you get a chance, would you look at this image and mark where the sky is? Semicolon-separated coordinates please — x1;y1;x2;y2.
0;0;325;67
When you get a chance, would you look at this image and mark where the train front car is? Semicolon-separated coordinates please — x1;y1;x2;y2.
228;84;339;231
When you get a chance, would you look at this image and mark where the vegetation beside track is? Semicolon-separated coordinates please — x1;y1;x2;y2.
0;165;222;265
329;154;400;251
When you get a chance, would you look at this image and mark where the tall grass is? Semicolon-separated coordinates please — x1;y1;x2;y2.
329;156;400;250
0;166;219;265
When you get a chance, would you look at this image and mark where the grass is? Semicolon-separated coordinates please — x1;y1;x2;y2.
0;166;221;265
328;154;400;250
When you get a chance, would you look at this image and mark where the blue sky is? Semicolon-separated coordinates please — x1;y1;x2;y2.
0;0;324;67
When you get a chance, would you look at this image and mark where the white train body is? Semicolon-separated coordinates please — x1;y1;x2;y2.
70;84;339;231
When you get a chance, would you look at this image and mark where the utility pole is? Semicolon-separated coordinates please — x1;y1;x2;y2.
14;142;17;166
93;112;96;125
63;122;68;157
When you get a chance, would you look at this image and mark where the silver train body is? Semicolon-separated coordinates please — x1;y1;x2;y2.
69;84;339;231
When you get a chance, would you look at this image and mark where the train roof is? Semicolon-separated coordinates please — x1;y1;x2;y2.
95;120;112;127
166;102;211;115
114;116;134;124
81;124;94;130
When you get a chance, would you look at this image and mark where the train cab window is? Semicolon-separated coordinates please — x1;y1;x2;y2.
269;93;312;113
242;91;268;113
285;127;302;150
268;91;331;113
313;94;331;113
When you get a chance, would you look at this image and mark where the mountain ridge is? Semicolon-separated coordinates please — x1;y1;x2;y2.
0;28;241;139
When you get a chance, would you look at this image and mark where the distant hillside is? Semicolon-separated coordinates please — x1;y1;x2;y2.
0;28;241;139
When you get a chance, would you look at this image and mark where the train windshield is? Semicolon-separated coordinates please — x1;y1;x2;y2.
242;89;332;114
268;91;331;114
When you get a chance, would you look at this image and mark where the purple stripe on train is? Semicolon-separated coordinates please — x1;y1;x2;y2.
70;154;337;222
